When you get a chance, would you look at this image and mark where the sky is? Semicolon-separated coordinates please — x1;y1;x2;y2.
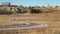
0;0;60;7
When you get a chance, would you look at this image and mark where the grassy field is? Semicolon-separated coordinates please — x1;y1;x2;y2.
0;12;60;34
0;12;59;25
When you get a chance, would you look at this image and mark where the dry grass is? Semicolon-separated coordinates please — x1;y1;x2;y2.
0;12;60;34
0;12;59;25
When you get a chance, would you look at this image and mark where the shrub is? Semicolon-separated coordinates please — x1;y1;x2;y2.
30;9;42;13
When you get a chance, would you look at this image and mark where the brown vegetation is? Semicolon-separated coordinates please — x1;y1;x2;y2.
0;4;60;34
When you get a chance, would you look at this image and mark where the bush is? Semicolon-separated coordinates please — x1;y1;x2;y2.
0;10;14;15
30;9;42;13
16;8;22;13
16;8;27;14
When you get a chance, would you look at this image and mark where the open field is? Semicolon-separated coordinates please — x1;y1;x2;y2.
0;12;59;25
0;12;60;34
